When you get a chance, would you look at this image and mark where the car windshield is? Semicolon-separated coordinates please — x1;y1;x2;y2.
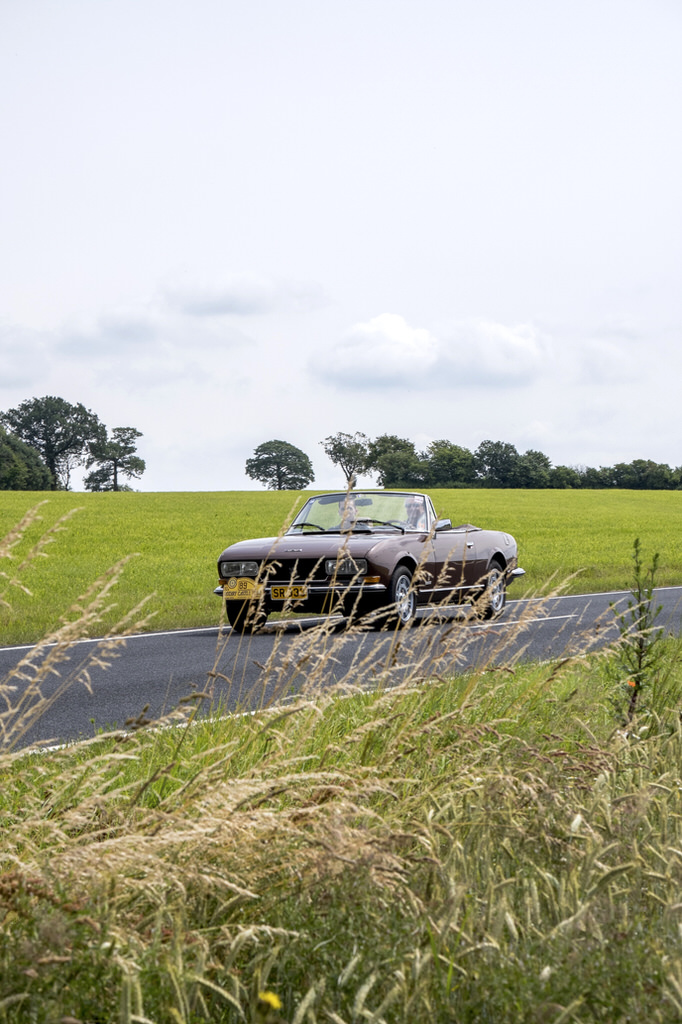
288;492;432;533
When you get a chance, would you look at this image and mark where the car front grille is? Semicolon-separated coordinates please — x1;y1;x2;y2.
261;558;328;585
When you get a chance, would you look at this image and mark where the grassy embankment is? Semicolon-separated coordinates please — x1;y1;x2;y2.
2;493;682;1020
2;487;682;645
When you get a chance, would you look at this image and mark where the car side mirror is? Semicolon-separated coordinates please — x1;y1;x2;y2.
435;518;452;532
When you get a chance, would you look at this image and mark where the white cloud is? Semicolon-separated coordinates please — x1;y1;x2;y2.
163;275;328;317
58;309;159;358
565;322;647;387
312;314;549;390
0;303;262;422
574;338;639;386
312;313;439;387
440;320;550;386
53;301;256;368
0;325;50;389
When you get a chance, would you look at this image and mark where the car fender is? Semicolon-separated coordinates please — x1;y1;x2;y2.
363;537;421;577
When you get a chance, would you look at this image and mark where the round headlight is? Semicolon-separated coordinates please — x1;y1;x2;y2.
220;560;259;577
325;557;368;576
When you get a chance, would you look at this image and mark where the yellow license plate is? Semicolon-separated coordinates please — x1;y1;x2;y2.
223;577;261;600
271;585;308;601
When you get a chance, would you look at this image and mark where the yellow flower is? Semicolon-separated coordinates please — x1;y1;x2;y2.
258;991;283;1010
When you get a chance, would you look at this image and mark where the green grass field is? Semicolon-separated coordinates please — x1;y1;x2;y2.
3;488;682;1020
2;488;682;644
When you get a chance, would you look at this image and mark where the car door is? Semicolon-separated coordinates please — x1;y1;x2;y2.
423;527;482;600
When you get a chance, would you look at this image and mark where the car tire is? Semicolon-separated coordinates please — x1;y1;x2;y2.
226;600;268;634
386;566;417;628
473;560;506;620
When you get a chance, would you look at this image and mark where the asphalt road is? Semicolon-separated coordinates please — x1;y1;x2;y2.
3;586;682;750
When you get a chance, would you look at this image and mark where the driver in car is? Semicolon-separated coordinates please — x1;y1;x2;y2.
404;495;427;530
337;495;357;529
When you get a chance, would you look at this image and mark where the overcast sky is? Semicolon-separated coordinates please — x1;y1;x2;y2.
1;0;681;491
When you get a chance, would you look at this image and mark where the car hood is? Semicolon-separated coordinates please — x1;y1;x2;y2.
219;532;396;562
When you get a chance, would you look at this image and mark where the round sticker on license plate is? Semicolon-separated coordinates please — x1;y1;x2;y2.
224;578;261;599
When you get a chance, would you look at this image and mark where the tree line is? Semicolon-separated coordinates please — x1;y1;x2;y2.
246;433;682;490
0;396;145;491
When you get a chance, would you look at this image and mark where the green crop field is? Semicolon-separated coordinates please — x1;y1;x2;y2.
2;488;682;645
4;489;682;1020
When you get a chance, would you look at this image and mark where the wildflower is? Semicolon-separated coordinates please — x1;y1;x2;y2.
258;991;283;1010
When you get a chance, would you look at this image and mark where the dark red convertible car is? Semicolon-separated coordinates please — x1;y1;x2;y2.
215;490;525;632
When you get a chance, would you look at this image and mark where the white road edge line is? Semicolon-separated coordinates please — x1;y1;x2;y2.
5;584;681;654
0;624;220;654
1;611;579;654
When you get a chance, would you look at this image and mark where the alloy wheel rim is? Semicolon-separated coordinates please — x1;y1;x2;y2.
395;575;415;623
488;570;505;612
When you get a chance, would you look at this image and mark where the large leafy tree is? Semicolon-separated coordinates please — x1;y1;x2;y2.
320;432;370;486
516;449;552;488
245;440;315;490
367;434;425;487
0;427;52;490
84;427;146;491
474;440;521;487
612;459;675;490
374;450;427;488
366;433;416;465
576;465;616;488
549;465;582;489
424;440;475;486
0;396;104;490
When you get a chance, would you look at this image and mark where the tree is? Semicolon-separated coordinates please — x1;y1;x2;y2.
245;440;315;490
549;465;582;489
84;427;146;491
374;450;427;488
423;440;475;486
576;465;615;488
0;396;104;489
366;435;426;487
474;440;521;487
367;434;416;465
320;432;370;486
516;449;552;488
0;427;52;490
612;459;674;490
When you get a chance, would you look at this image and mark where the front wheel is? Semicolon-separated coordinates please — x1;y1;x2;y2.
473;561;506;620
225;600;269;634
386;566;417;628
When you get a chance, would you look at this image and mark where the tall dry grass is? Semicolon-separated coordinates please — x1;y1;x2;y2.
2;508;682;1022
1;504;163;752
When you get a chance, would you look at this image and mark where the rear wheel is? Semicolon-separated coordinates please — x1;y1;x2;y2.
225;600;268;634
473;560;506;620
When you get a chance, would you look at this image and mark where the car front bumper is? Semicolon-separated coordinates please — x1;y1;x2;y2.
214;581;387;600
